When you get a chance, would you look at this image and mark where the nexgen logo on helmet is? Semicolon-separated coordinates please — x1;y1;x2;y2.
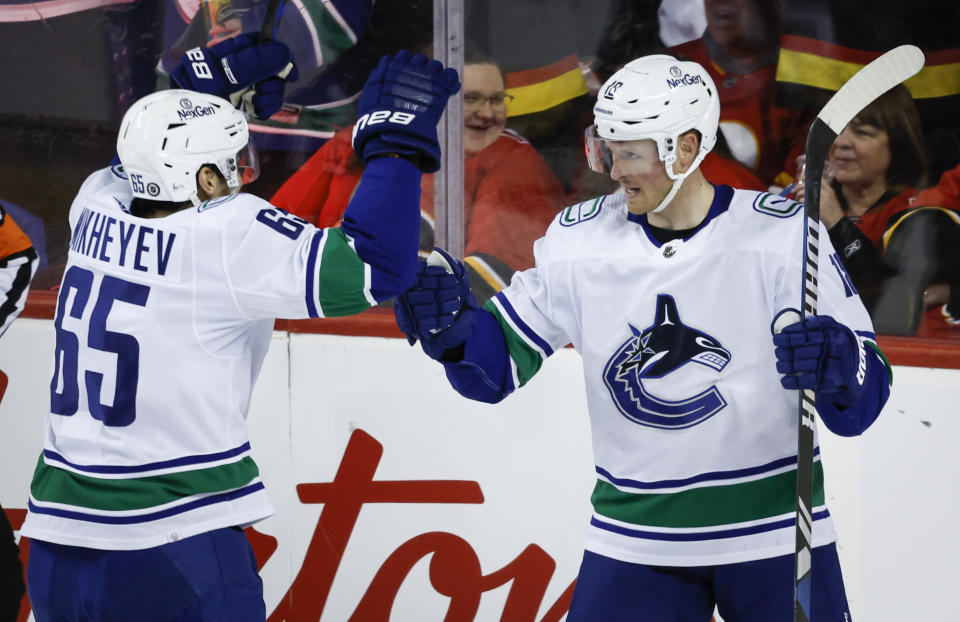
176;98;218;120
666;73;705;88
585;54;720;213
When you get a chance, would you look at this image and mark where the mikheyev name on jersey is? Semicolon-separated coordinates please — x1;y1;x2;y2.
69;206;184;281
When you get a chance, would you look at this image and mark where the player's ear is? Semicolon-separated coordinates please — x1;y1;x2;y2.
196;165;225;200
675;131;701;172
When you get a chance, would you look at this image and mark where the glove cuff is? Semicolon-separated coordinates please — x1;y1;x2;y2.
358;137;428;169
358;135;439;173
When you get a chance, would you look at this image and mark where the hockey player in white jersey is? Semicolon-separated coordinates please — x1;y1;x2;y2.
21;50;460;621
395;55;890;621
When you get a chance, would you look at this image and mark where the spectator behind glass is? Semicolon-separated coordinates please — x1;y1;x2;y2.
671;0;814;190
885;160;960;335
586;1;767;196
271;54;566;303
795;85;960;336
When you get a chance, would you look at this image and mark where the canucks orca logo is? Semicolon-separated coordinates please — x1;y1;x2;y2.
603;294;731;430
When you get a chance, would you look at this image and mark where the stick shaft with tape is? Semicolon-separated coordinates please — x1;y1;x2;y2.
792;45;924;622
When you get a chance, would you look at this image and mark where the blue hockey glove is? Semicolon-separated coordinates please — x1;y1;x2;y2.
395;248;477;360
170;32;299;120
773;313;867;407
352;50;461;172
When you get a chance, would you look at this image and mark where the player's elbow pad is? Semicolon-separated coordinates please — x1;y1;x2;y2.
815;349;890;437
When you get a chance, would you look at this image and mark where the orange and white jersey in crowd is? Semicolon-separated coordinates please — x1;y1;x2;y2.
0;205;38;338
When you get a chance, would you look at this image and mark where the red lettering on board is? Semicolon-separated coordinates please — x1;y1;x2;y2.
6;429;575;620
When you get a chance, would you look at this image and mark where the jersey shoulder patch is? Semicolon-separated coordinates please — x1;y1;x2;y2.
559;196;605;227
110;163;129;180
198;193;243;213
751;192;801;219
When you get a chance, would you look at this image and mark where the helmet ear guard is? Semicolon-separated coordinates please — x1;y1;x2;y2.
117;89;257;206
589;55;720;212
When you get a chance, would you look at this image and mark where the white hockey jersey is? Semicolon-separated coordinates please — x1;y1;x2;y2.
485;185;877;566
22;165;377;550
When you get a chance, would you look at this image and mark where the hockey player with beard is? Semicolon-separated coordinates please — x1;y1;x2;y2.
20;51;459;621
394;55;890;621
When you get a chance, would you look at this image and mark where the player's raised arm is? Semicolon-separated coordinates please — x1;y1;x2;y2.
214;51;460;318
340;51;460;303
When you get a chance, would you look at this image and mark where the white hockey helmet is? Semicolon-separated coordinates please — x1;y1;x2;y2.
586;55;719;212
117;89;258;205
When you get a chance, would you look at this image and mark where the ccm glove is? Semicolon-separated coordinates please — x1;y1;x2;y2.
773;313;867;407
352;50;461;172
395;248;477;360
171;32;299;120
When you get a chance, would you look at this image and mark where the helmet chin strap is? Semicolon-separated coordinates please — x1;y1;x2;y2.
651;159;687;214
650;149;708;214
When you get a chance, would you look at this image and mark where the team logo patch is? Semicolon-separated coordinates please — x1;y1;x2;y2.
602;295;731;429
560;197;603;227
198;193;239;212
752;193;801;218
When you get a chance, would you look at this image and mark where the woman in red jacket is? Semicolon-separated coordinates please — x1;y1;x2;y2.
797;84;960;335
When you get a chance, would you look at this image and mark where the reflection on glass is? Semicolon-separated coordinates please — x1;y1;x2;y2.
3;0;959;339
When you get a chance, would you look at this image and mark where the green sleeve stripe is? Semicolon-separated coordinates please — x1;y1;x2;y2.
316;228;373;317
316;3;359;47
592;461;825;529
30;455;260;512
865;340;893;385
301;0;359;45
484;300;544;386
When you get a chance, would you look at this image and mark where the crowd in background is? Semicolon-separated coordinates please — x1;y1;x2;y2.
0;0;958;336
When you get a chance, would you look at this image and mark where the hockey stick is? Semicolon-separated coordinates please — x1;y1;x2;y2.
258;0;287;42
792;44;924;622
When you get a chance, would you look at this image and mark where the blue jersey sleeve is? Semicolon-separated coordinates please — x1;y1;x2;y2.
340;156;422;302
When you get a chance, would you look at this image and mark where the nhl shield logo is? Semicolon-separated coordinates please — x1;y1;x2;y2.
602;294;731;429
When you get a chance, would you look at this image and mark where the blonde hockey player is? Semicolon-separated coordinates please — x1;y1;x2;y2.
394;55;890;621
